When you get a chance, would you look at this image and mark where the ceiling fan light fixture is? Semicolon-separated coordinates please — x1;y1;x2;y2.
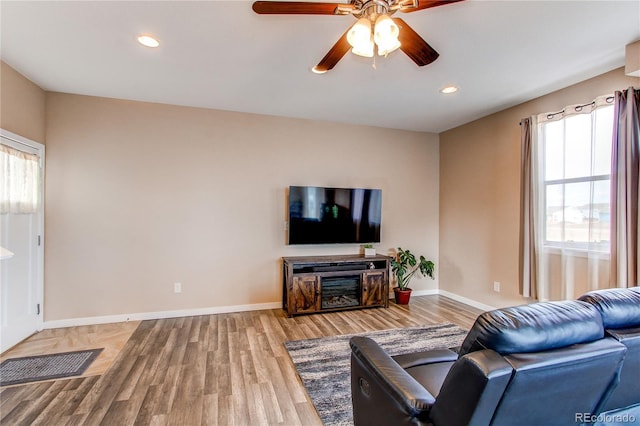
252;0;452;72
373;14;399;44
347;18;374;57
374;14;401;56
377;36;401;56
351;40;375;57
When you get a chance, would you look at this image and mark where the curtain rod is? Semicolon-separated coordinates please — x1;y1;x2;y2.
519;95;614;126
544;95;614;120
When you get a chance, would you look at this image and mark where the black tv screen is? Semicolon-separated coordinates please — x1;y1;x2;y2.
288;186;382;245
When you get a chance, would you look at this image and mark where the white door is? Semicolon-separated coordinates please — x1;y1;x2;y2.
0;130;44;353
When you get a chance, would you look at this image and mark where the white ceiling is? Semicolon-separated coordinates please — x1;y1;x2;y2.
1;0;639;133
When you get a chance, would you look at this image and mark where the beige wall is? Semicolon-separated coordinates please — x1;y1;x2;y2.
0;61;46;142
44;93;439;321
439;67;639;308
11;60;633;321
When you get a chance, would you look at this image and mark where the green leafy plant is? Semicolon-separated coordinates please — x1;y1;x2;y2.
390;247;435;290
363;243;374;249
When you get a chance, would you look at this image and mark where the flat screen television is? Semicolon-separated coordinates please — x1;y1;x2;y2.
288;186;382;245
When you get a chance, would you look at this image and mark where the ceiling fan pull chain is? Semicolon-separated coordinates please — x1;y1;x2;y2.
372;54;377;70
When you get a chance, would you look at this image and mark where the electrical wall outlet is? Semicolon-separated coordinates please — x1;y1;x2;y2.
493;281;501;292
174;282;182;293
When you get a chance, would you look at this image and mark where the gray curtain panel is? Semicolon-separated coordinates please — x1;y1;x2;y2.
611;87;640;288
519;116;537;299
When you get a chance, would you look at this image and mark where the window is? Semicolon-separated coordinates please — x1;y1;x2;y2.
521;92;636;301
539;101;614;252
0;143;41;214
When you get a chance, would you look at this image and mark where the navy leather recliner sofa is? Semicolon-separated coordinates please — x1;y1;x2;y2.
578;286;640;425
350;299;629;426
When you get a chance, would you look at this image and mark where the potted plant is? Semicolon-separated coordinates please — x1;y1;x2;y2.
363;243;376;257
390;247;435;304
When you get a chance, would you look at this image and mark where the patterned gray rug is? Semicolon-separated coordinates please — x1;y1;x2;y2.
0;348;103;386
285;323;468;426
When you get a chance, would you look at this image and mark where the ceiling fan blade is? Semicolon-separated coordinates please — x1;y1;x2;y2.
252;1;353;15
393;18;439;67
400;0;464;13
313;29;351;73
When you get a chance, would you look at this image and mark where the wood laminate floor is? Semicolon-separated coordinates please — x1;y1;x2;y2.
0;295;482;425
0;321;141;382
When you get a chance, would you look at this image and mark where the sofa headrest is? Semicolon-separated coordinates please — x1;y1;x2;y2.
458;300;604;356
578;287;640;329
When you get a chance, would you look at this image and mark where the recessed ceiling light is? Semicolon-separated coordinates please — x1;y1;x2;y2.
440;85;458;94
137;34;160;48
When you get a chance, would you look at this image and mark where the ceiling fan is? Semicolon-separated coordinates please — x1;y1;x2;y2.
252;0;463;73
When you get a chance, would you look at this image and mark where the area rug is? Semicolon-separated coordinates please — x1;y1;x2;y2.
0;348;103;386
284;323;467;426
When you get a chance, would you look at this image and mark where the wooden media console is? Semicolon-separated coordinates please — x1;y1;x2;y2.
282;254;390;317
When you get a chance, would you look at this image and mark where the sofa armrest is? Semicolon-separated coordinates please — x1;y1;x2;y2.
392;349;459;369
430;349;513;426
350;336;436;426
607;326;640;342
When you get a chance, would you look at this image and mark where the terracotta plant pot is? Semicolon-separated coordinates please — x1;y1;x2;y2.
393;287;412;305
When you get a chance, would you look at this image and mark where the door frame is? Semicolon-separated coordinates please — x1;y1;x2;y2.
0;128;45;345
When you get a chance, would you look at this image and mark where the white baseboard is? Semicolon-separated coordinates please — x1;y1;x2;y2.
437;290;497;312
410;289;440;297
44;290;496;329
43;302;282;329
387;288;496;312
